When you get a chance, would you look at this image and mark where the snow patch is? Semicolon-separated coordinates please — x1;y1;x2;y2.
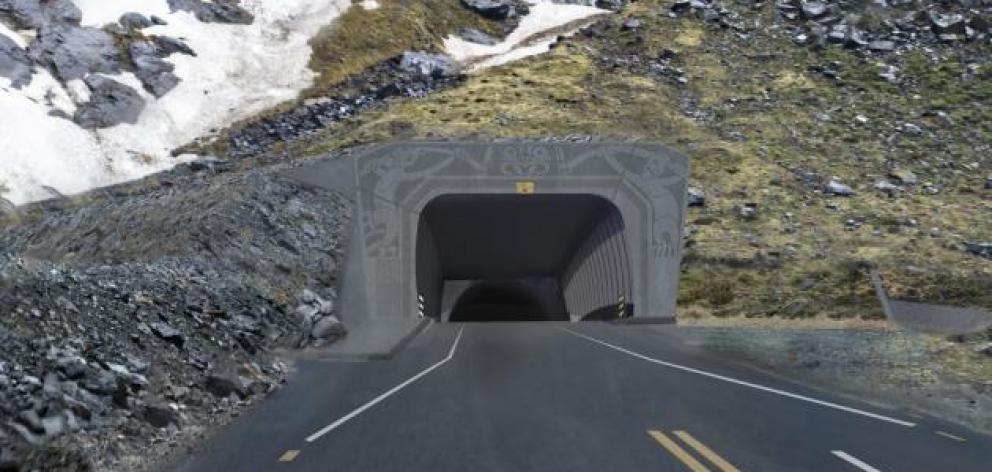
2;0;353;205
0;21;29;48
360;0;381;10
444;0;607;69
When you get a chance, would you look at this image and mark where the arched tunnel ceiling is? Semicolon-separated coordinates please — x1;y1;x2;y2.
285;141;689;322
420;194;616;280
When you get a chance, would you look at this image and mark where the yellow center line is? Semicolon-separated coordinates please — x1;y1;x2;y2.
647;430;711;472
279;450;301;462
673;431;742;472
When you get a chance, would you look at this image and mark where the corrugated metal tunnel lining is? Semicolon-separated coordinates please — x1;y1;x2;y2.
416;194;632;322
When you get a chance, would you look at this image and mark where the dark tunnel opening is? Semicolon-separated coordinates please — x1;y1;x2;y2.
416;194;632;322
449;280;563;322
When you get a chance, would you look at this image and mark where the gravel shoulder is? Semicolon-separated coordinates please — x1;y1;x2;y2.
675;319;992;435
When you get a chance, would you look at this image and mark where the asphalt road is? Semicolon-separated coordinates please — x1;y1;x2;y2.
173;322;992;471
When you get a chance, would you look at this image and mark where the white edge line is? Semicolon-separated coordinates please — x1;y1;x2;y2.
305;326;465;443
935;430;966;442
561;328;916;428
832;450;883;472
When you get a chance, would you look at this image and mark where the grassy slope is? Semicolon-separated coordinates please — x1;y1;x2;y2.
308;0;505;93
288;0;990;319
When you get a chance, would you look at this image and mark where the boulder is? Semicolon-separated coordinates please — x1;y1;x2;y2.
119;12;154;29
81;369;119;395
800;1;829;20
460;0;516;20
73;75;145;128
27;25;121;81
311;314;346;340
737;203;758;219
0;0;81;29
687;187;706;207
889;169;917;185
929;12;966;35
141;405;179;428
901;123;923;135
965;242;992;259
874;180;900;194
0;33;32;88
825;180;855;196
596;0;630;11
55;355;87;380
16;409;44;434
204;374;247;399
41;414;66;438
867;40;895;52
399;51;459;79
152;35;196;57
146;320;185;348
622;18;641;31
130;40;180;97
167;0;254;24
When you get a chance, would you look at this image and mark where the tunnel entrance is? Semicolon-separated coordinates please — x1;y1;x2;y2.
416;194;631;322
285;141;689;324
449;280;564;322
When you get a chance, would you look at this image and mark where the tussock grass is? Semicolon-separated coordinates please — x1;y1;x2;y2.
284;0;991;316
308;0;503;92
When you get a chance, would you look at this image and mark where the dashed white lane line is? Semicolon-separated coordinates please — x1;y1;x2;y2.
305;327;465;443
560;328;916;428
832;450;883;472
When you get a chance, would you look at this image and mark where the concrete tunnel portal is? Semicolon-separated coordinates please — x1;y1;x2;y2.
285;142;689;325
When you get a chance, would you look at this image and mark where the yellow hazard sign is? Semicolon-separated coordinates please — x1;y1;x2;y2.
516;181;535;194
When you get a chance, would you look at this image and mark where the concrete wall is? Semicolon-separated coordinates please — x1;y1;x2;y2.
285;141;689;323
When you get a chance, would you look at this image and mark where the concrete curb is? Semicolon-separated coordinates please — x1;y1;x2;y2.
367;318;434;360
614;317;677;325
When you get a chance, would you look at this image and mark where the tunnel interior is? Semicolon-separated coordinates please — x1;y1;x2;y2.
416;194;632;322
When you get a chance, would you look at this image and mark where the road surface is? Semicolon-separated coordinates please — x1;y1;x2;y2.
173;322;992;471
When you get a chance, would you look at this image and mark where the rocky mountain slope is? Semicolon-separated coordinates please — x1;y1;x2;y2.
1;155;353;470
1;0;990;470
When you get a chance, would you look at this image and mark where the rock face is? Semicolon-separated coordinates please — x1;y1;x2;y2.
0;0;81;29
0;156;351;469
27;25;121;81
222;53;463;159
0;33;31;88
0;0;250;130
458;27;500;45
72;75;146;128
167;0;254;24
129;40;180;97
460;0;518;20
